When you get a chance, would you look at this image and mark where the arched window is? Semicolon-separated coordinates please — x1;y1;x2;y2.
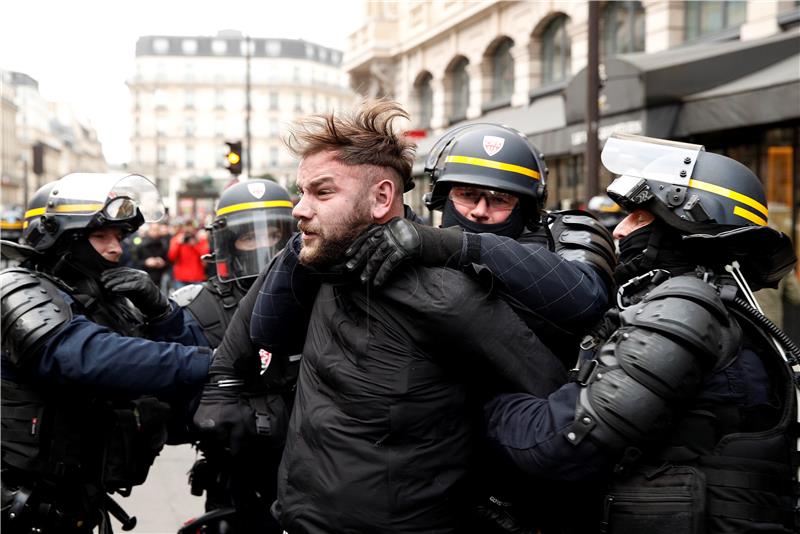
541;15;571;84
450;58;470;120
416;72;433;130
602;1;645;56
684;1;746;41
491;39;514;102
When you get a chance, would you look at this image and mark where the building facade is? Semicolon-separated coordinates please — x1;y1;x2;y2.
0;71;106;209
344;0;800;257
127;31;356;220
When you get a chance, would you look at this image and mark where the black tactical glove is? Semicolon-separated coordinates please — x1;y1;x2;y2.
472;496;533;534
101;267;171;320
344;217;467;287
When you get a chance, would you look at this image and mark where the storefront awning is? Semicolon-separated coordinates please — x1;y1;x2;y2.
672;52;800;137
564;28;800;124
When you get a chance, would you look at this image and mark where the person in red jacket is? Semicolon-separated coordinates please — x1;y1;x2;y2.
168;221;209;288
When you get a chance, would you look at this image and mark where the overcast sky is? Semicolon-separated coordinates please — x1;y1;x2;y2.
0;0;364;165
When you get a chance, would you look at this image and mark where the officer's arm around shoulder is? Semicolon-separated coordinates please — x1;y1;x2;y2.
387;266;567;396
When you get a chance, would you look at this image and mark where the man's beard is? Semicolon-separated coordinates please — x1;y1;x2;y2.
297;198;371;268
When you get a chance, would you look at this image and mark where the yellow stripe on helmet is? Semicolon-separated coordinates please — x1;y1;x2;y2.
24;207;46;219
688;179;768;217
733;206;767;226
216;200;294;217
446;155;541;180
51;203;105;214
0;221;23;230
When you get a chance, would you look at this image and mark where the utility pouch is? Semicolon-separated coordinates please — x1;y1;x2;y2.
0;379;47;472
101;396;170;490
601;464;706;534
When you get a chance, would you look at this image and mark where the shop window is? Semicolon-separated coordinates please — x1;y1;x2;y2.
491;39;515;102
601;1;645;56
449;58;470;121
685;1;746;41
415;72;433;130
766;146;793;208
542;15;571;84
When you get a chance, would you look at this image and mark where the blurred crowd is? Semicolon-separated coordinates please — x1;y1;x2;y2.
120;218;212;294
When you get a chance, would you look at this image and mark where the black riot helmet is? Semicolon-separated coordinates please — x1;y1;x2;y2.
423;123;548;227
21;173;164;254
20;181;58;249
602;133;796;287
209;179;295;285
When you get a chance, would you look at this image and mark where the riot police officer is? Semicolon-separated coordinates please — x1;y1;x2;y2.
484;133;799;533
172;179;294;346
1;173;212;534
172;179;295;533
346;123;616;361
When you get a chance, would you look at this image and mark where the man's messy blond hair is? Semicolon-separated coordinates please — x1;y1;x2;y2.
284;99;417;192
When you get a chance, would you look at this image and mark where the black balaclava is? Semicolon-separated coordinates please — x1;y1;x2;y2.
442;198;527;238
68;236;119;278
614;219;695;284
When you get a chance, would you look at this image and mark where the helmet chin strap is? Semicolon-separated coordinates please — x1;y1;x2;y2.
441;199;526;238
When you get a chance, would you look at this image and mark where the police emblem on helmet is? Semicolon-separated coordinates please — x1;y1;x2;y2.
482;136;505;157
247;182;266;199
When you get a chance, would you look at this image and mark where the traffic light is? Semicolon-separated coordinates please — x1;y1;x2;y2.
225;141;242;176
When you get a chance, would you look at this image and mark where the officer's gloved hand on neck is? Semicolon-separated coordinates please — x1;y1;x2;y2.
100;267;171;321
344;217;465;287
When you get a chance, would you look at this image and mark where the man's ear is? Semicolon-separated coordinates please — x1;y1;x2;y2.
371;178;397;222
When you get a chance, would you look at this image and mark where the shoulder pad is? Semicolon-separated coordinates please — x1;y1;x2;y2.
620;276;740;365
549;210;617;285
1;268;72;367
170;283;204;307
642;275;729;323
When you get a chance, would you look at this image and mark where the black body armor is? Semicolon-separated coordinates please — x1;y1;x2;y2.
0;267;170;534
172;277;243;348
576;272;797;534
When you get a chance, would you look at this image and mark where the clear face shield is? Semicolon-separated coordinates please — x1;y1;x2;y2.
214;210;295;281
46;173;165;224
601;133;704;211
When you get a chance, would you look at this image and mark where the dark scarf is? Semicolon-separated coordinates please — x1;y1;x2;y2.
614;221;695;284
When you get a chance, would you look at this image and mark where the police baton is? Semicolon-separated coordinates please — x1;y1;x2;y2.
104;493;137;531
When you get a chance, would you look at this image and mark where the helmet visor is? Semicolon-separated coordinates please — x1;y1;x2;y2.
602;134;704;188
214;210;295;281
47;173;165;223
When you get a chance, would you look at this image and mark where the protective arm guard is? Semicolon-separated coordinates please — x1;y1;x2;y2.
1;268;72;368
549;210;617;290
566;275;741;451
